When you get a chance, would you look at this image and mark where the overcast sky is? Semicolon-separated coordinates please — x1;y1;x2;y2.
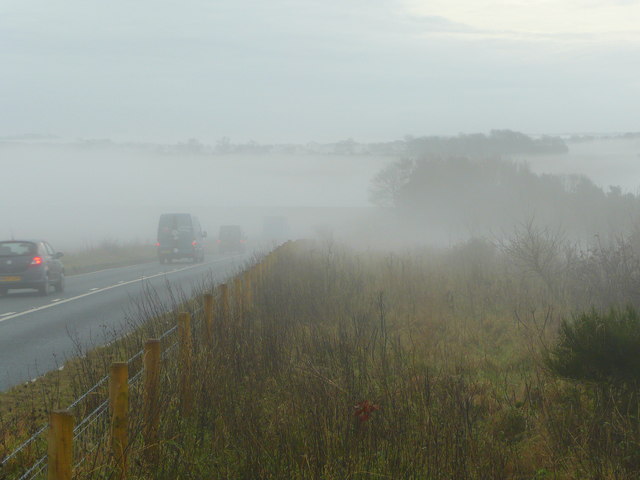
2;0;638;143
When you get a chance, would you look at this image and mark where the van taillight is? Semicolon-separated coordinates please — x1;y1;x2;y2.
30;256;43;266
192;241;197;246
155;242;160;247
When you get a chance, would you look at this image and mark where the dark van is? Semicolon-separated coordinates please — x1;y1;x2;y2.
157;213;206;263
217;225;246;254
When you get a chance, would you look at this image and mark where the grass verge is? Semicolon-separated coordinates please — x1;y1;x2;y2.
2;239;640;479
62;240;157;275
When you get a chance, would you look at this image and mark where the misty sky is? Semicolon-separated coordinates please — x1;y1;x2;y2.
2;0;639;143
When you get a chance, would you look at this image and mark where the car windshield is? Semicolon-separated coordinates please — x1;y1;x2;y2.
0;242;36;256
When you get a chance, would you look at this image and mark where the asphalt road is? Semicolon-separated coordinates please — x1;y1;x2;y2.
0;253;250;392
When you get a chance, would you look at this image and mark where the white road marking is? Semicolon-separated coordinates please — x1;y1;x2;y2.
51;299;62;302
89;288;99;291
0;259;229;324
71;262;152;277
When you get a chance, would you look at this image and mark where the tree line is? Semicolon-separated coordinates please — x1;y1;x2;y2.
370;155;640;243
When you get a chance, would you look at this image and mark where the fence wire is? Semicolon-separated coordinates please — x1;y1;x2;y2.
72;398;110;475
3;263;247;479
1;305;191;480
2;250;263;479
15;454;46;480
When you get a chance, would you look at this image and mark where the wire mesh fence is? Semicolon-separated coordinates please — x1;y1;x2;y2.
0;309;188;480
1;245;271;479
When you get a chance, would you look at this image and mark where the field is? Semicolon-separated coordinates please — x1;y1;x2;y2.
2;238;640;479
61;240;157;274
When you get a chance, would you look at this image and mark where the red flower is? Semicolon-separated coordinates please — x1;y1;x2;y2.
354;400;380;422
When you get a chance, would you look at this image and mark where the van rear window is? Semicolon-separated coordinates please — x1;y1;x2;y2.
159;214;192;234
159;214;191;228
159;213;191;230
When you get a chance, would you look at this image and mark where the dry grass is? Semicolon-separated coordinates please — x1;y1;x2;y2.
62;240;157;275
3;239;640;479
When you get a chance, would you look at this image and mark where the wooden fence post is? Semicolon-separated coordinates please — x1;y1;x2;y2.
203;293;214;343
109;362;129;477
257;261;265;286
48;410;74;480
143;339;161;462
243;270;253;311
179;312;192;413
234;276;243;321
220;283;229;325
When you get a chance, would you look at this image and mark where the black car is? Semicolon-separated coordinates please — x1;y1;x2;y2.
0;240;65;296
156;213;207;263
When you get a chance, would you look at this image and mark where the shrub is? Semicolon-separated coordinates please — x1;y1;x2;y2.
546;307;640;387
545;307;640;476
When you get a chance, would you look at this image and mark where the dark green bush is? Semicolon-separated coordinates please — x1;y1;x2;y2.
547;307;640;386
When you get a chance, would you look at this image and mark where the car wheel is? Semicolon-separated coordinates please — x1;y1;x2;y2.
38;276;49;296
54;273;65;293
